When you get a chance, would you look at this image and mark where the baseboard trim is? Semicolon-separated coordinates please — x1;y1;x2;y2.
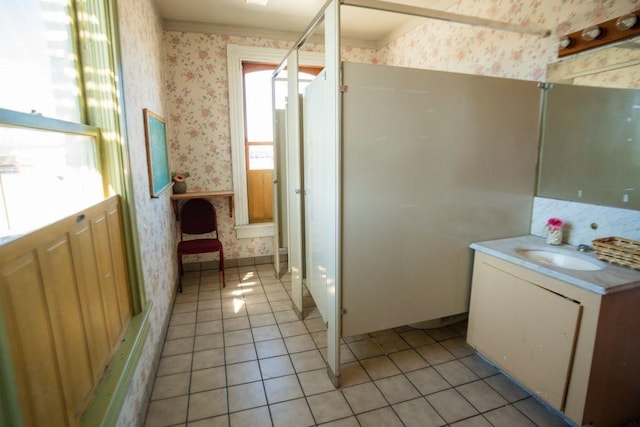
183;254;286;272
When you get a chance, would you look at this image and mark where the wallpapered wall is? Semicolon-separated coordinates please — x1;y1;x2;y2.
163;33;376;261
548;45;640;88
163;0;640;262
115;0;639;424
378;0;639;80
115;0;175;425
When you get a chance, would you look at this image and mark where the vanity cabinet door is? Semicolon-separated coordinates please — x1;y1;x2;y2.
467;258;582;410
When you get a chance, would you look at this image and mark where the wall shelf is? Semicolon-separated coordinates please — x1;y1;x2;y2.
170;190;234;220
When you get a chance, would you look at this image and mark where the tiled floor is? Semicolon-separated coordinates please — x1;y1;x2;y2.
145;265;570;427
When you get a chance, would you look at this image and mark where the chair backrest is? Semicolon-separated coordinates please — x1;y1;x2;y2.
180;198;218;237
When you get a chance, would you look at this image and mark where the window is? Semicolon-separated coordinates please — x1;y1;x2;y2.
0;122;102;239
227;45;324;237
0;3;150;425
0;0;104;240
0;0;82;122
0;0;144;310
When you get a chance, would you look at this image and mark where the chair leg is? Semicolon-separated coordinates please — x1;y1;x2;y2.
219;248;225;288
178;253;183;293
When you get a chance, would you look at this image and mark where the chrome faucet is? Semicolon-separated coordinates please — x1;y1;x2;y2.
577;244;594;252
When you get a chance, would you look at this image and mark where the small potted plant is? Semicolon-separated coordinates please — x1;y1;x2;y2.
171;172;190;194
546;217;563;245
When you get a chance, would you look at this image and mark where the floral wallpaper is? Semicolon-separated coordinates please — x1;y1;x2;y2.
163;33;376;261
162;0;639;266
548;45;640;88
111;0;639;425
377;0;639;81
573;63;640;88
114;0;176;425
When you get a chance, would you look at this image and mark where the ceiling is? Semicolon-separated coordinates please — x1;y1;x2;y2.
153;0;458;46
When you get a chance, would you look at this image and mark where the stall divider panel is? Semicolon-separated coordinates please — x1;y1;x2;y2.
340;62;541;337
324;0;342;385
272;108;285;278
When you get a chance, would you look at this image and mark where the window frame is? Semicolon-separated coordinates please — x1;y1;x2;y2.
227;44;324;238
0;108;100;138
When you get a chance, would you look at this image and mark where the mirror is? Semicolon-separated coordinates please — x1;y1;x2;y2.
538;37;640;210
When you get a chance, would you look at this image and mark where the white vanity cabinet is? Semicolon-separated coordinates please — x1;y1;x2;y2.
467;251;640;427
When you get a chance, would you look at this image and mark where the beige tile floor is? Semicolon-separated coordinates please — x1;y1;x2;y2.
145;265;570;427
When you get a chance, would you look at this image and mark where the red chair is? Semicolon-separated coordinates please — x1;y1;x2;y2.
177;198;225;292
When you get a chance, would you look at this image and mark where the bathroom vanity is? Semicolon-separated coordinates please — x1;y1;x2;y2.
467;236;640;426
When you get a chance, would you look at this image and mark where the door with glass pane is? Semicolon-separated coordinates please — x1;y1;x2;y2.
243;63;276;224
246;144;274;223
243;62;322;276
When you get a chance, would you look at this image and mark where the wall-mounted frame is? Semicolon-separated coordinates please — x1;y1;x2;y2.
143;108;171;198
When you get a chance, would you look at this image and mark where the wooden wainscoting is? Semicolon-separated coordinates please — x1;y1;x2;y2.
0;195;132;426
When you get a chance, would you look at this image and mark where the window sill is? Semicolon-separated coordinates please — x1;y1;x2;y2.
81;301;152;426
236;223;274;239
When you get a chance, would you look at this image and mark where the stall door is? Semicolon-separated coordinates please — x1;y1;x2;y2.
303;74;329;321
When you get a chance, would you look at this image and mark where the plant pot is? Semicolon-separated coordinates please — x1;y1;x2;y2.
173;181;187;194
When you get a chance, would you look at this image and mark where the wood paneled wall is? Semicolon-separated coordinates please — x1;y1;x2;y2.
0;196;132;426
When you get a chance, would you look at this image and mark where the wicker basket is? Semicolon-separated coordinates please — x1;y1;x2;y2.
592;237;640;270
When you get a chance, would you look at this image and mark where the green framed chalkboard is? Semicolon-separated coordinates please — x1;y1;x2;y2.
143;108;171;197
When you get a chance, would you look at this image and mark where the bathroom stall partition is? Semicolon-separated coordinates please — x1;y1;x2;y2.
279;0;551;383
304;72;330;323
332;62;542;336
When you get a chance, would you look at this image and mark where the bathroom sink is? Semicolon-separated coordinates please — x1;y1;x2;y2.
515;248;605;271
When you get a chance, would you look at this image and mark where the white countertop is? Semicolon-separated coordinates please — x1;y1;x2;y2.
470;235;640;295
